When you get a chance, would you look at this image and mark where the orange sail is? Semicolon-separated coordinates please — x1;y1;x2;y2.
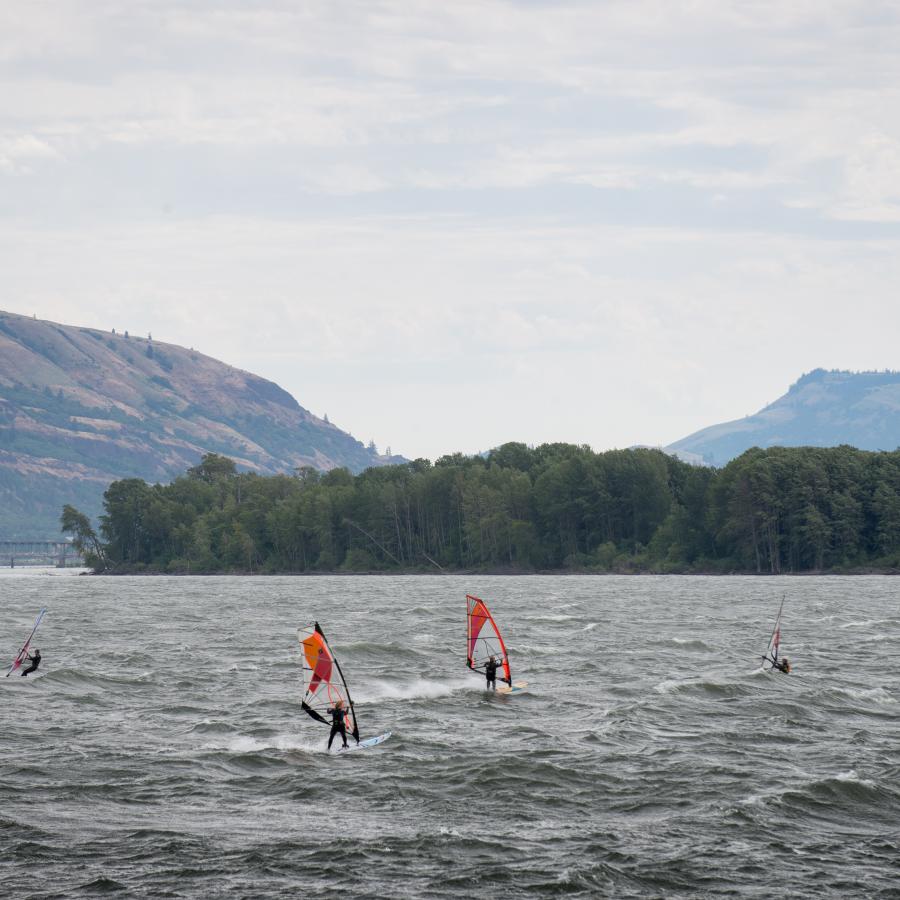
298;622;360;742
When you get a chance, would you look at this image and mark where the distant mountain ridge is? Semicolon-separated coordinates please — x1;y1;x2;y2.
0;310;401;538
667;369;900;466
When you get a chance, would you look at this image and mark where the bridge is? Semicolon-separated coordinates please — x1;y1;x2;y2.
0;540;84;568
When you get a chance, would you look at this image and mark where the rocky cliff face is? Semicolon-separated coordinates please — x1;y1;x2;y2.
0;310;399;537
666;369;900;466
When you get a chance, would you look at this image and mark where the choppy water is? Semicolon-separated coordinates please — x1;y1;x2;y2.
1;574;899;898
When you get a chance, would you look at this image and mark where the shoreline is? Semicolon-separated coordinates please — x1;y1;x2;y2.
81;567;900;577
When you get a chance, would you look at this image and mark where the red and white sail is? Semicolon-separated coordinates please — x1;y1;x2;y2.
466;594;511;684
6;608;46;677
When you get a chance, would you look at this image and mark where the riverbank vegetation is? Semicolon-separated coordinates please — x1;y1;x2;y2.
61;444;900;574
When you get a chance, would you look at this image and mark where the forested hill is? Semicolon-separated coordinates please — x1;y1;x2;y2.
0;310;400;538
65;443;900;575
667;369;900;466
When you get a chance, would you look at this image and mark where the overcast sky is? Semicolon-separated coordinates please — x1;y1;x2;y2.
3;1;900;460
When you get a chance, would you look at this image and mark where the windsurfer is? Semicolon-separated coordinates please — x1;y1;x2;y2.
484;656;499;690
771;656;791;674
327;698;350;750
20;648;41;677
762;598;788;676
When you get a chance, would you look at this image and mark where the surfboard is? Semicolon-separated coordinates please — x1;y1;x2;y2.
497;680;528;695
336;732;391;753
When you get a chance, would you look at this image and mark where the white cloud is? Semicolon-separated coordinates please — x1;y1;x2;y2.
0;133;61;173
1;1;900;457
830;132;900;222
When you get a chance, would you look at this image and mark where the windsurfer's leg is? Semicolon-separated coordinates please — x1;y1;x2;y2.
339;724;348;749
328;724;339;750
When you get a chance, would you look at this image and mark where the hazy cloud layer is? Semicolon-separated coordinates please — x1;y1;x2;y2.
2;1;899;458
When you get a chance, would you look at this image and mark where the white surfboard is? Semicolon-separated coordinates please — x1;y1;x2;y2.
335;732;391;753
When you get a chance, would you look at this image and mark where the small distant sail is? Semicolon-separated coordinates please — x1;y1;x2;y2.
6;608;46;678
762;596;785;670
466;594;511;685
297;622;360;743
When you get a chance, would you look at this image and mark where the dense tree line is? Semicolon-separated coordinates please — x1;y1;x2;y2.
61;443;900;574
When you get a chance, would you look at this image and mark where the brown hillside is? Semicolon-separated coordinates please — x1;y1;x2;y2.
0;310;398;537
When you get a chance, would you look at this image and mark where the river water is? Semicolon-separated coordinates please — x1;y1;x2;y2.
1;574;898;898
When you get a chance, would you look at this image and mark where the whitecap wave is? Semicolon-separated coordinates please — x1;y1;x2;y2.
355;677;475;704
836;686;896;705
511;643;556;655
739;768;876;807
834;769;876;787
652;637;711;651
201;734;324;754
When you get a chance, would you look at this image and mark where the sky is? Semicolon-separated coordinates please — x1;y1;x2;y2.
2;1;900;461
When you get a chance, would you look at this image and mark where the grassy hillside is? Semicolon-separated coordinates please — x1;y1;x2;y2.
0;311;398;537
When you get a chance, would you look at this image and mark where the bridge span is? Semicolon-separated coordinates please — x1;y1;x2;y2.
0;540;84;568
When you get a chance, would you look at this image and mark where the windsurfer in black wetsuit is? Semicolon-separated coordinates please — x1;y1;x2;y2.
484;656;502;690
20;648;41;677
327;698;350;751
771;656;791;674
763;649;790;674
